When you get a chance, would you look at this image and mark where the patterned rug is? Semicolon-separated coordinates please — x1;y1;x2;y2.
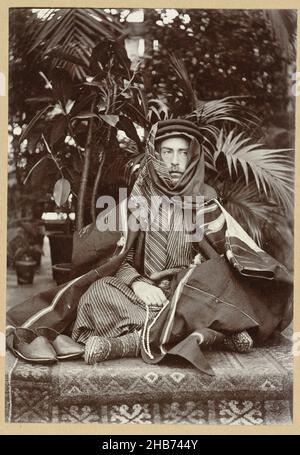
5;335;292;424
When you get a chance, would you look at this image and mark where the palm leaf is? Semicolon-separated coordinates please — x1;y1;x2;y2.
132;86;148;119
120;101;148;127
186;97;258;130
19;105;54;145
28;9;125;80
216;129;294;209
147;98;169;122
47;48;90;69
169;55;258;130
223;179;281;245
202;143;215;171
169;54;198;108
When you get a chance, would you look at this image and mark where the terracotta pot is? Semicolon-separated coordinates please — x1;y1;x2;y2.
48;233;73;279
52;262;72;286
15;259;37;285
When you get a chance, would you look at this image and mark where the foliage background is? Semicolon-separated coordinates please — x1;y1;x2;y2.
8;8;296;269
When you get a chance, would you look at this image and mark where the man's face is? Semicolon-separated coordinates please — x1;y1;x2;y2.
159;137;189;184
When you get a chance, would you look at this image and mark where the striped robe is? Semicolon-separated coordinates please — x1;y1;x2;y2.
72;204;196;344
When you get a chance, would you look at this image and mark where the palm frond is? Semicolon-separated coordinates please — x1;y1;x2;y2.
28;9;125;80
147;98;169;123
223;180;281;245
215;129;294;209
169;45;261;136
169;54;198;108
186;97;258;130
202;143;215;171
19;104;54;145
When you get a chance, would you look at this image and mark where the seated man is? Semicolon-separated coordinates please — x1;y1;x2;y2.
71;119;292;373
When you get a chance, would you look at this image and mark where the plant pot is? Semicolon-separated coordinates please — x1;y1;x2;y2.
48;233;73;272
43;219;68;233
30;249;42;267
15;259;37;285
52;262;72;286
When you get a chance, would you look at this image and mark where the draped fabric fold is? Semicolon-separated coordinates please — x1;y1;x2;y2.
140;209;293;373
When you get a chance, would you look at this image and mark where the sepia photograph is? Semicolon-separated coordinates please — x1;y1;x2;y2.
4;6;297;426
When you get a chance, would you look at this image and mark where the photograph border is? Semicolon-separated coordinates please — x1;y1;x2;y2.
0;0;299;435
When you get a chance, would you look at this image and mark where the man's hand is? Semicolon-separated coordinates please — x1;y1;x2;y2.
131;281;168;307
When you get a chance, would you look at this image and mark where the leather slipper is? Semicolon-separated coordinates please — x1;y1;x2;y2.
13;328;57;363
34;327;84;360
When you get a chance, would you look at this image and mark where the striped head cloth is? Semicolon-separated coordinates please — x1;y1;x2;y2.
128;120;217;276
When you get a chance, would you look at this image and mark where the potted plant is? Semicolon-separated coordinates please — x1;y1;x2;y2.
48;206;74;283
51;262;72;286
8;219;44;282
13;244;41;285
18;219;45;267
47;191;75;275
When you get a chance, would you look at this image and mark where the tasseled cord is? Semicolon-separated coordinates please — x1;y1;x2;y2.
141;305;154;360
